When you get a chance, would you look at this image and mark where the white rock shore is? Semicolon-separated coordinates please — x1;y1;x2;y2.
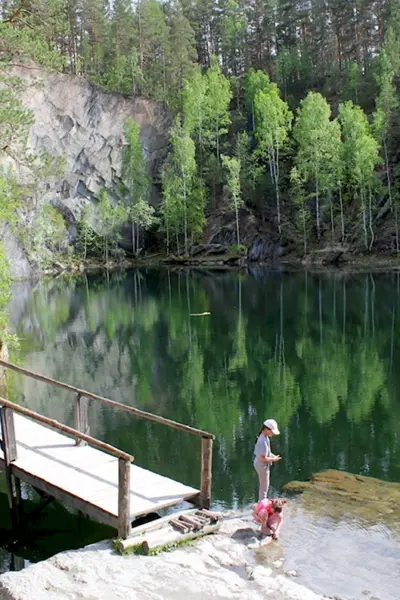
0;517;329;600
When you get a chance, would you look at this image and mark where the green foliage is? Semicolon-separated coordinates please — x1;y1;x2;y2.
254;84;293;234
290;166;311;256
0;20;64;71
76;203;102;260
28;205;68;266
97;189;128;263
203;58;232;162
121;118;154;254
161;117;202;254
122;119;150;203
339;101;381;249
293;92;343;241
244;70;273;123
222;154;242;245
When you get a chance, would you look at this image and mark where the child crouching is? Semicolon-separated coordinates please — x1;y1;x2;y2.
252;498;286;540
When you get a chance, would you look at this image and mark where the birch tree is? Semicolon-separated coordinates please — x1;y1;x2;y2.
293;92;341;241
375;44;399;250
339;101;380;251
203;57;232;163
161;118;198;254
244;69;272;131
222;155;242;246
183;69;207;164
122;118;151;254
254;84;293;235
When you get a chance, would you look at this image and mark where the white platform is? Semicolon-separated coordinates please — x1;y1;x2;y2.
0;414;199;522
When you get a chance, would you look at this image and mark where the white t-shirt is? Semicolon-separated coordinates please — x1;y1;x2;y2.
254;433;271;464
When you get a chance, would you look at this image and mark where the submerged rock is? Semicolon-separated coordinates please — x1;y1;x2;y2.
284;469;400;530
0;517;324;600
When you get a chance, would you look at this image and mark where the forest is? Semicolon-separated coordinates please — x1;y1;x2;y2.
1;0;400;277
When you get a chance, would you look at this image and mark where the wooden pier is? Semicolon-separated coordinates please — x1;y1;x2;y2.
0;359;215;539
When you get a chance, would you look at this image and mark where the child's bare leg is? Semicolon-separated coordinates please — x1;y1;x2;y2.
260;524;273;536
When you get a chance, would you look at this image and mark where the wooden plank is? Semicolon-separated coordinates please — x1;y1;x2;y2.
120;523;220;555
169;519;190;533
11;465;119;529
129;509;199;539
0;360;214;439
1;406;18;527
0;396;133;462
0;407;17;464
9;415;199;521
74;394;90;446
179;514;204;530
118;458;131;539
200;437;213;508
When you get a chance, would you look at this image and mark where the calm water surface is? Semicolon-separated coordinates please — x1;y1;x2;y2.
2;267;400;599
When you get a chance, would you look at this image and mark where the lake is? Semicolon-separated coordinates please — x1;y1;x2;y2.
2;267;400;599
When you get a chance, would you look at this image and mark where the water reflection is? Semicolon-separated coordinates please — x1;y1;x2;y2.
9;269;400;510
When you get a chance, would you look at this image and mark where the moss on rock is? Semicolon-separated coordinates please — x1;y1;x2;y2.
284;469;400;530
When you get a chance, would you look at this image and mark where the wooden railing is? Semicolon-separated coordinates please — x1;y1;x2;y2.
0;359;215;516
0;396;134;537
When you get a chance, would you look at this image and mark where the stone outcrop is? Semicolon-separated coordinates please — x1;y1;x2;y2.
0;516;324;600
3;66;170;276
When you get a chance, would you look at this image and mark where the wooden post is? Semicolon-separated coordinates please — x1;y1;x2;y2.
0;406;18;528
14;477;23;527
74;394;90;446
118;458;131;539
1;406;17;464
200;437;213;509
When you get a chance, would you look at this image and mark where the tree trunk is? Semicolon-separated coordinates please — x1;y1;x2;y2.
339;181;345;242
315;177;320;241
166;218;170;256
235;205;240;247
302;203;307;257
384;138;392;211
395;204;399;253
272;145;281;236
329;195;334;242
216;125;219;164
361;190;368;250
183;191;188;255
132;221;135;256
368;187;374;252
275;178;281;236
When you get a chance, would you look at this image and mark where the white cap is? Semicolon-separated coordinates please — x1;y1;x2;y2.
264;419;280;435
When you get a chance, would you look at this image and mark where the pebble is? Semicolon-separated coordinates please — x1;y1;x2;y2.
285;570;298;577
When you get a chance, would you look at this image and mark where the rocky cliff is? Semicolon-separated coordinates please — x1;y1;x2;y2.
3;67;170;277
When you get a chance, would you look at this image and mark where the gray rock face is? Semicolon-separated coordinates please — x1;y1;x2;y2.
247;236;285;262
0;224;31;278
2;67;170;274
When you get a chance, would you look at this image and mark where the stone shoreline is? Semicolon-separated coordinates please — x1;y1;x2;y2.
0;517;330;600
